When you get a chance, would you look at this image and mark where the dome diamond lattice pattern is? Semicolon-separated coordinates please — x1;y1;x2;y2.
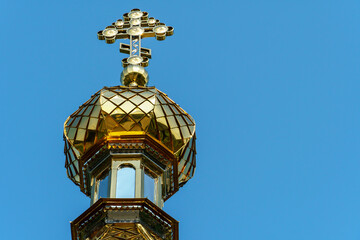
64;86;196;193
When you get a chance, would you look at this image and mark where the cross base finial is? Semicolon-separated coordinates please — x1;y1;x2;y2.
121;65;149;87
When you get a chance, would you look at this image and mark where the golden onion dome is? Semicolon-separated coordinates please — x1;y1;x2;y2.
63;85;196;191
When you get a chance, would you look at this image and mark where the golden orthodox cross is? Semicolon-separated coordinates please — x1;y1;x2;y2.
98;9;174;68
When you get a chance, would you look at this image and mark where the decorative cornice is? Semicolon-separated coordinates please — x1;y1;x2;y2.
71;198;178;240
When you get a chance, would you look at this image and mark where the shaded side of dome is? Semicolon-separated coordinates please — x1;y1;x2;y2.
177;133;196;186
64;90;104;185
152;90;195;154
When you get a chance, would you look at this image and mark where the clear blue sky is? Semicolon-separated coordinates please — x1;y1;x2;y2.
1;0;360;239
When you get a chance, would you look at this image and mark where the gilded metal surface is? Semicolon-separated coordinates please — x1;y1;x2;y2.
98;9;174;86
64;86;196;190
121;65;149;87
71;198;178;240
90;224;163;240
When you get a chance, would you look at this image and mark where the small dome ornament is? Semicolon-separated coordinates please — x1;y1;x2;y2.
127;26;144;36
120;65;149;87
102;28;118;38
128;9;143;19
114;19;124;27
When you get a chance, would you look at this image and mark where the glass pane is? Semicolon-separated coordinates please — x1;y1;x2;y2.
144;173;155;202
88;117;99;130
180;126;191;139
120;101;136;113
119;115;135;130
157;117;168;130
188;125;195;134
70;116;81;128
111;108;126;123
139;91;154;99
130;107;145;121
130;88;143;93
116;167;135;198
176;115;187;127
79;116;89;129
67;127;76;139
157;95;167;104
110;95;126;106
75;129;86;141
90;95;99;104
98;172;109;199
120;91;136;99
139;116;151;128
154;105;165;117
102;90;116;99
84;105;93;116
102;100;117;114
138;100;154;114
184;115;193;125
74;174;80;183
167;116;178;129
91;105;101;117
170;105;180;115
148;95;156;104
162;105;173;116
129;95;145;105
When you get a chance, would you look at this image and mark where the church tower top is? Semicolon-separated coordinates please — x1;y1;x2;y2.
64;9;195;240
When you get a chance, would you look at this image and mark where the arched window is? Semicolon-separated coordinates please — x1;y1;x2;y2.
144;171;155;202
116;166;135;198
